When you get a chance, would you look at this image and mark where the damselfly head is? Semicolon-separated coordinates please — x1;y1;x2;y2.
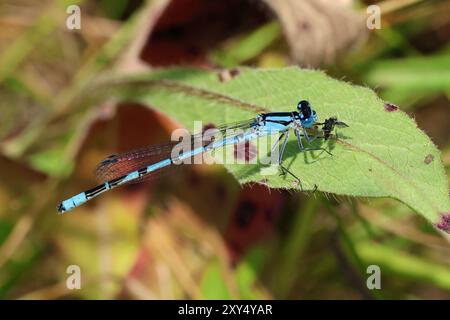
297;100;317;128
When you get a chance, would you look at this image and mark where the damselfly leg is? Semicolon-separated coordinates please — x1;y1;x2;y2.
267;130;304;189
297;127;333;156
270;120;343;190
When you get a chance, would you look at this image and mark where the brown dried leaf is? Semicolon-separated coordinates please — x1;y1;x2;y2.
263;0;367;66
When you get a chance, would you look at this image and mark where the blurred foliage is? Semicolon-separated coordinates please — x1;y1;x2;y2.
0;0;449;300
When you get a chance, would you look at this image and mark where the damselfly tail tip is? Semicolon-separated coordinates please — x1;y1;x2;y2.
57;202;67;214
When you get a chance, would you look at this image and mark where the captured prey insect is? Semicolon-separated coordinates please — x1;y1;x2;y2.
57;100;348;214
321;117;349;140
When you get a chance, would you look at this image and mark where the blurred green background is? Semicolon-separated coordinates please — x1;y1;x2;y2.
0;0;449;299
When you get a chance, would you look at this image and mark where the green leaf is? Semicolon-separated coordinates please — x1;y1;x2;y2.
94;67;449;230
210;21;282;67
365;54;450;94
200;260;231;299
235;246;268;299
28;148;73;177
356;241;450;291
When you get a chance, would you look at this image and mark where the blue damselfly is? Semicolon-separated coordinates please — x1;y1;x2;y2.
57;100;347;214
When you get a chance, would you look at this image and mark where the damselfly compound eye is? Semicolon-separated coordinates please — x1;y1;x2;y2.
297;100;311;117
